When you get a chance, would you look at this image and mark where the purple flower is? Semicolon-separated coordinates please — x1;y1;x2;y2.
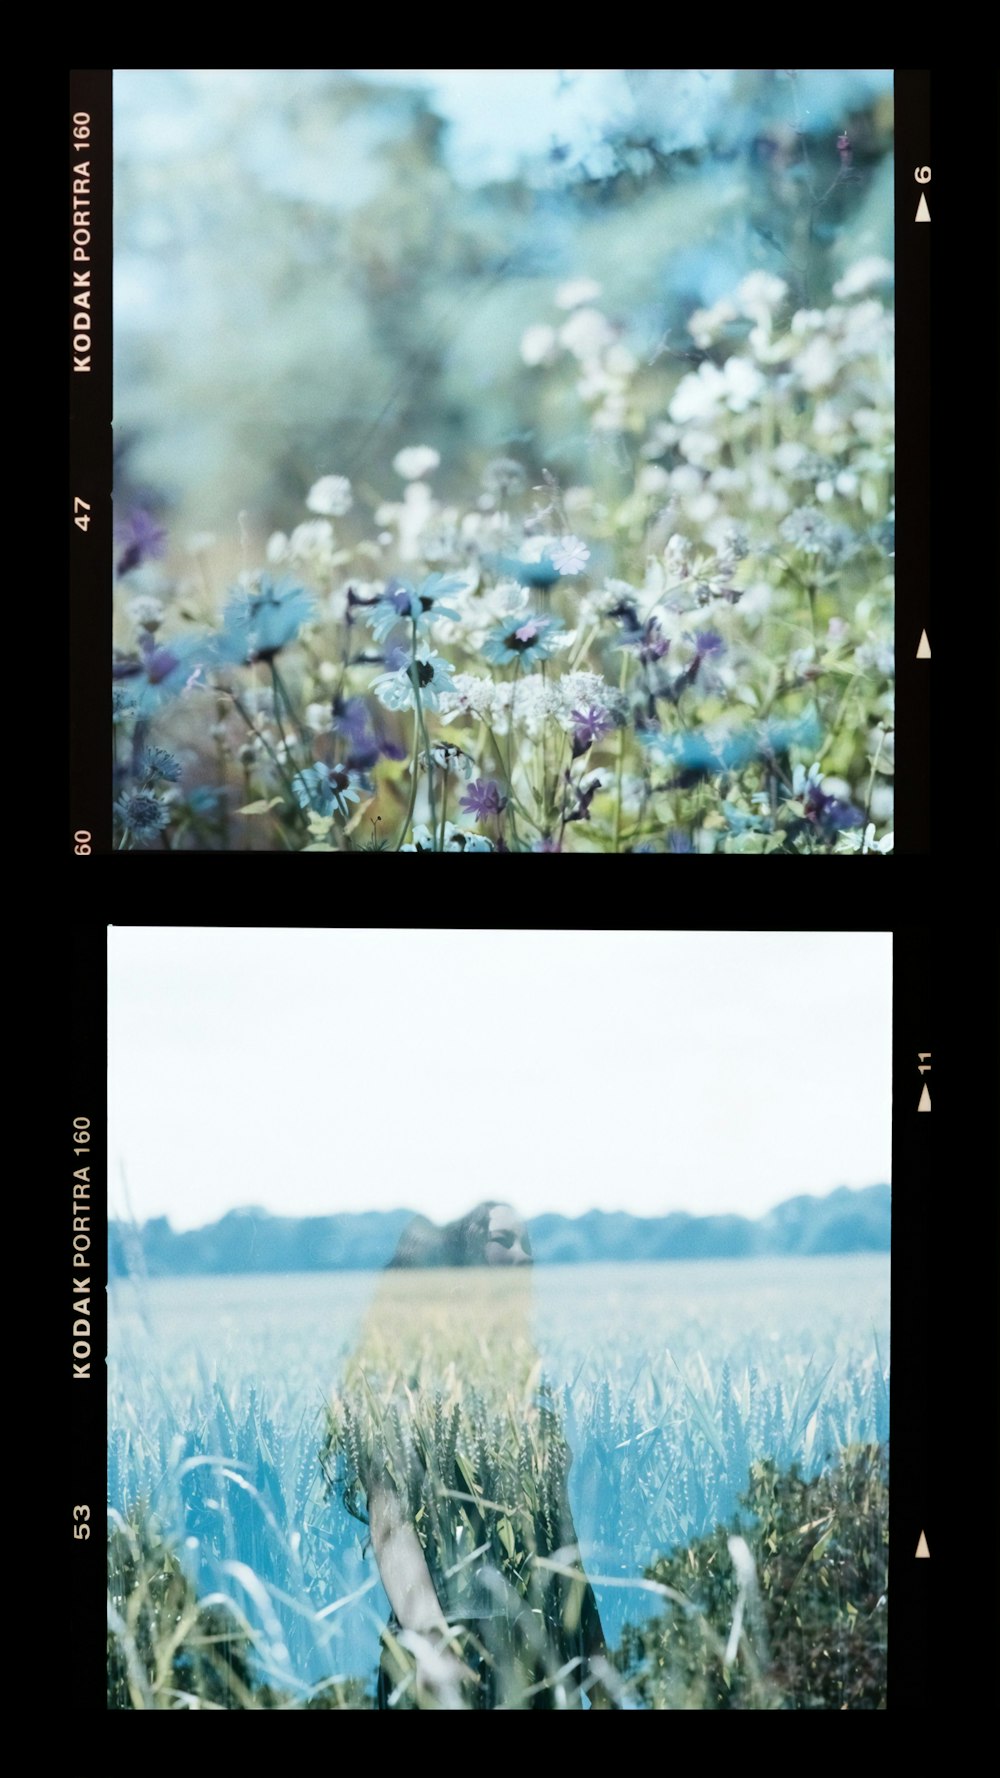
804;782;864;836
115;509;167;576
332;695;407;771
694;630;725;658
638;618;669;666
570;705;614;758
667;830;694;853
460;778;505;822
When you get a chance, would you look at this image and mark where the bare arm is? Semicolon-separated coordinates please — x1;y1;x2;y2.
368;1476;449;1635
368;1475;475;1706
557;1492;620;1707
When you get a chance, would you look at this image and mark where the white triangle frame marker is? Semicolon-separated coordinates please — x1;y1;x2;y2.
916;1530;930;1558
918;1083;931;1112
916;193;930;222
917;630;931;658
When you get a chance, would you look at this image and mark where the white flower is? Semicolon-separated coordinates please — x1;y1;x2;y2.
670;464;702;496
638;463;671;495
791;308;825;337
736;271;787;315
576;362;619;402
592;394;627;431
812;401;848;441
670;361;727;424
669;355;761;423
519;534;558;565
393;445;440;480
554;276;602;310
678;430;720;468
520;323;556;366
558;307;615;359
266;531;290;564
838;822;894;855
686;298;738;349
402;822;492;853
377;482;437;561
605;342;637;377
127;594;165;633
794;335;839;391
833;257;894;300
550;535;590;576
437;674;501;726
688;490;718;523
835;470;859;497
772;441;806;475
290;519;335;561
664;533;693;572
304;701;334;733
721;356;763;411
306;474;353;516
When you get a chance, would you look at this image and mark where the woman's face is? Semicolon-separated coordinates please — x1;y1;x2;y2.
484;1204;533;1267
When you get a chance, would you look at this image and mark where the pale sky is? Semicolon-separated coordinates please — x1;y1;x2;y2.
108;929;891;1231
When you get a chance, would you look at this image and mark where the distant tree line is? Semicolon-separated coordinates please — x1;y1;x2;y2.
109;1185;889;1277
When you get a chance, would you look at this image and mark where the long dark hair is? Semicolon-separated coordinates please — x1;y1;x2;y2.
387;1202;506;1269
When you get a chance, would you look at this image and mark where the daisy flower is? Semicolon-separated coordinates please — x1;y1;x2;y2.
290;762;361;820
372;651;456;712
306;475;353;517
550;535;591;576
481;613;561;669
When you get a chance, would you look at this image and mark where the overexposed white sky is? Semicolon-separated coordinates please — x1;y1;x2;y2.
108;929;891;1230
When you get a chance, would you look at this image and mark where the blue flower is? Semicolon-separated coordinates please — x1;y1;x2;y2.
214;575;315;665
366;573;465;642
639;708;823;773
482;550;562;590
290;761;361;819
137;747;182;784
481;613;560;668
115;790;170;844
372;651;456;712
112;629;210;716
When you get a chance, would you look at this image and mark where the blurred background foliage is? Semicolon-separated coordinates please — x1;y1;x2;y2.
114;68;893;540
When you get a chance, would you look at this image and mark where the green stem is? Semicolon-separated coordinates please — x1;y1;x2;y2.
505;660;522;849
613;648;629;855
439;770;449;853
864;729;886;823
392;705;422;852
241;768;253;849
269;662;298;780
416;696;437;846
271;659;310;758
231;690;308;831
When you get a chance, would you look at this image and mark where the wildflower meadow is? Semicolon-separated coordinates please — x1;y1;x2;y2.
112;69;894;853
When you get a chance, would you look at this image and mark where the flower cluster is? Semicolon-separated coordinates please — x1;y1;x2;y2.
112;253;893;853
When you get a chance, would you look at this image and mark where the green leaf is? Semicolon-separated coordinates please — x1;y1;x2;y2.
236;798;283;815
